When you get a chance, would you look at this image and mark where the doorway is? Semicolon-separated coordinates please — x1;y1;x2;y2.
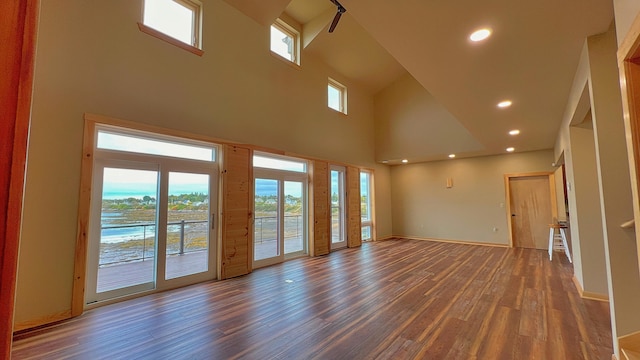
506;173;557;249
253;153;308;268
86;126;218;304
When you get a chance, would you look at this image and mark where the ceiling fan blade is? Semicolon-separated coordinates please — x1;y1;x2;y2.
328;11;343;33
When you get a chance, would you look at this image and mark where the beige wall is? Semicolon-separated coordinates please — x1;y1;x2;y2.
569;122;607;296
390;150;554;245
15;0;391;326
587;27;640;352
373;73;482;163
557;22;640;357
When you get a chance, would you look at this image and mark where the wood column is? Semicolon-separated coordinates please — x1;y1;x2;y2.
220;145;253;279
312;161;330;256
0;0;39;356
346;166;362;248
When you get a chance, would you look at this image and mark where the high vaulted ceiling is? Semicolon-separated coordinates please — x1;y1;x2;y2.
222;0;614;164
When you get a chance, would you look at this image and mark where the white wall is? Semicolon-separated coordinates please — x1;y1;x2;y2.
390;150;554;245
614;0;640;46
15;0;390;326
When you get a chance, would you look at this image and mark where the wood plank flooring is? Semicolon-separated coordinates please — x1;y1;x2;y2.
11;239;612;359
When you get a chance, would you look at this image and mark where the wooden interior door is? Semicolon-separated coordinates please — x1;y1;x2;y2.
509;175;554;249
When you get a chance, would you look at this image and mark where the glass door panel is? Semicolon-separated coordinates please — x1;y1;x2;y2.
284;181;304;254
97;167;157;294
254;178;279;261
330;167;346;249
165;172;210;280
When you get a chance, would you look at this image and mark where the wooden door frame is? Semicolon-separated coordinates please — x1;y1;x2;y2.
504;172;558;248
0;0;39;356
618;13;640;279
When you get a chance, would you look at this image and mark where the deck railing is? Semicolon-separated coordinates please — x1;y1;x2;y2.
100;214;304;266
100;219;207;266
254;215;303;244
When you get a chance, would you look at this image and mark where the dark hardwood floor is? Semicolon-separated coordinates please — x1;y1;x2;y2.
11;239;612;359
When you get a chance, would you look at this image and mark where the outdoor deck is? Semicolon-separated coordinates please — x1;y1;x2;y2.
97;238;304;292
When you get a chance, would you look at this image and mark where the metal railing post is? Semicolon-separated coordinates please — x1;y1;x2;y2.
179;220;185;255
143;225;146;261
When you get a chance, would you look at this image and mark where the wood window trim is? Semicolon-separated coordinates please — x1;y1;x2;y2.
138;22;204;57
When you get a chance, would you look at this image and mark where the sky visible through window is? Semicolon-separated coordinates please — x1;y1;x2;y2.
98;130;213;199
270;26;293;61
97;131;214;161
253;155;306;173
144;0;194;45
328;84;341;111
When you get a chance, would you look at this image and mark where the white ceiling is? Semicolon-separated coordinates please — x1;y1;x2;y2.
221;0;614;163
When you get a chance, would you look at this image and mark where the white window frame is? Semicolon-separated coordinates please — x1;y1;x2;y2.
270;18;300;65
328;78;347;114
139;0;204;56
85;123;219;306
360;170;374;241
252;152;309;269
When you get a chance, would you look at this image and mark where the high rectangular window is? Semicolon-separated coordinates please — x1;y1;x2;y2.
143;0;202;48
97;128;215;162
270;19;299;65
328;78;347;114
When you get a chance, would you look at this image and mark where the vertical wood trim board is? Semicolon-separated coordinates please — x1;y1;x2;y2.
71;118;98;317
347;166;362;248
221;145;253;279
312;161;330;256
0;0;39;354
617;13;640;286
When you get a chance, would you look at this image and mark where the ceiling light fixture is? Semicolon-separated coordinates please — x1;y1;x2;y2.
498;100;512;108
448;154;456;158
509;129;520;135
402;159;408;163
506;147;515;152
470;28;491;42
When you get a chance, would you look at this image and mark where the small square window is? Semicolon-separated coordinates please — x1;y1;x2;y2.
328;78;347;114
270;19;299;64
143;0;202;48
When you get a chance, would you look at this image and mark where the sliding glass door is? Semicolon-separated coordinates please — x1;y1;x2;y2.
253;153;307;268
86;126;218;304
331;166;347;249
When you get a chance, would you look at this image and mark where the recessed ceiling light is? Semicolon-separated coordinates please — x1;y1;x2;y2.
509;129;520;135
470;28;492;42
498;100;512;108
506;147;515;152
448;154;456;158
402;159;408;163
